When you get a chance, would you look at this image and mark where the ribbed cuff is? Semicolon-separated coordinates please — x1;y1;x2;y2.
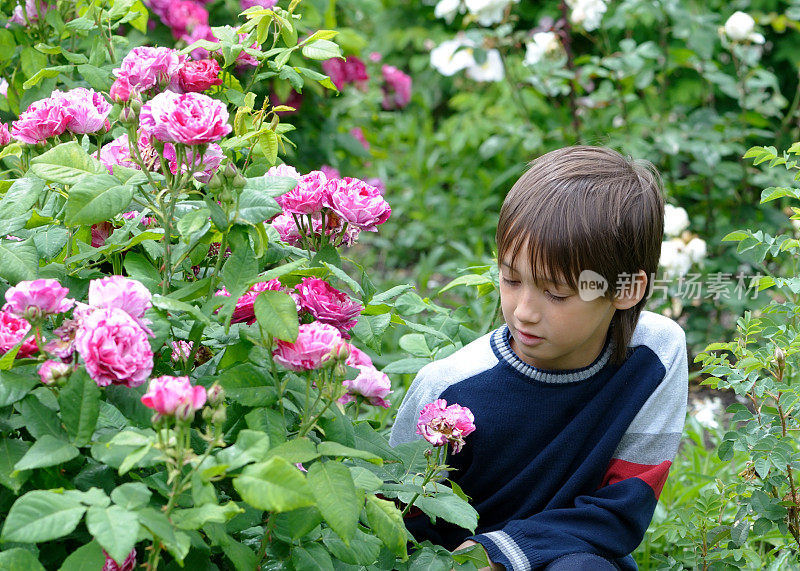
472;531;530;571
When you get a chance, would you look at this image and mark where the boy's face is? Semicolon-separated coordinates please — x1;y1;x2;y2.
498;254;617;371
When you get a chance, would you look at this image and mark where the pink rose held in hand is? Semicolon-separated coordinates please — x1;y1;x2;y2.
416;399;476;454
4;278;74;320
140;91;231;145
296;277;362;333
74;307;154;388
273;322;342;371
141;375;207;416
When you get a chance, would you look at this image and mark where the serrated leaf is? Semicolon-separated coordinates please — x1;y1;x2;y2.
1;490;87;542
30;142;104;185
110;482;151;510
301;39;342;60
59;370;100;447
85;505;139;566
234;456;315;512
0;548;46;571
64;175;133;227
308;461;360;543
13;434;79;471
0;176;44;220
253;290;299;341
171;501;244;530
57;541;105;571
317;441;382;463
0;237;38;283
0;368;38;407
365;495;408;559
151;294;211;326
0;438;31;493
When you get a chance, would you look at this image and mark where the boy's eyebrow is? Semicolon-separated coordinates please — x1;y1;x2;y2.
499;260;569;288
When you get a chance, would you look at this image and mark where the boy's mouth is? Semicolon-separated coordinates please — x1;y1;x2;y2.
515;330;543;344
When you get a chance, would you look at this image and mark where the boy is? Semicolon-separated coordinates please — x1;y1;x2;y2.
389;146;688;571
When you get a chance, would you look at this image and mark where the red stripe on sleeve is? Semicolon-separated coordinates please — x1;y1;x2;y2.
601;458;672;499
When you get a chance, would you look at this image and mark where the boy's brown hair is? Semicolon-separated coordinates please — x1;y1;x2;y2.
496;146;664;366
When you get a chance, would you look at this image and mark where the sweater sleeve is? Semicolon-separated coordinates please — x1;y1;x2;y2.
389;366;437;447
471;330;688;571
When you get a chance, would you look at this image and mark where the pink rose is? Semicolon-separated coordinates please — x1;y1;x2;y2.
110;75;133;103
51;88;112;134
295;277;362;334
340;366;392;407
97;135;136;173
114;46;186;93
8;0;48;26
381;65;412;110
141;375;207;416
276;170;329;215
215;279;282;324
91;222;113;248
0;309;37;358
11;97;69;145
326;177;391;231
75;307;154;387
416;399;476;454
321;56;368;90
369;52;382;62
271;212;305;246
345;344;372;368
241;0;277;8
88;276;153;335
319;165;340;179
38;359;72;386
171;340;193;363
163;142;223;183
4;278;74;320
102;548;136;571
163;0;208;39
178;59;222;92
0;123;11;145
266;164;301;180
140;91;231;145
272;322;342;371
236;33;261;67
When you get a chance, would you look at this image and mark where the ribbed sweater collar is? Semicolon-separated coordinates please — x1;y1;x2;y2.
490;324;613;384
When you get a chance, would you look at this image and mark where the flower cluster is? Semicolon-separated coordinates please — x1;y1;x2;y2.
660;204;707;278
11;88;112;145
269;167;391;249
416;399;476;454
433;0;519;26
430;36;504;82
566;0;608;32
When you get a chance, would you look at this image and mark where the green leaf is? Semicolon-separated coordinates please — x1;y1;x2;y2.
136;507;190;563
254;290;299;341
321;527;381;566
57;541;105;571
64;175;133;227
17;395;66;440
365;495;408;559
245;175;297;197
351;313;391;352
266;437;319;463
291;543;334;571
317;441;382;463
85;505;139;566
0;548;46;571
30;142;104;185
415;493;478;533
171;501;244;530
236;188;282;225
1;490;87;542
308;461;361;543
59;370;101;447
217;363;277;407
0;438;31;493
302;39;342;60
151;294;212;326
273;506;323;541
110;482;152;510
13;434;79;471
0;176;44;220
234;456;315;512
0;368;38;407
0;237;38;283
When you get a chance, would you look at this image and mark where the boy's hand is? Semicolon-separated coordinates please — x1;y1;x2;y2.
453;540;505;571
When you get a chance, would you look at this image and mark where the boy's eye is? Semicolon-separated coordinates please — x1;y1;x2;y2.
545;291;568;302
501;277;520;285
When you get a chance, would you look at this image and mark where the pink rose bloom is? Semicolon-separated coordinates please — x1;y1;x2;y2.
236;33;261;67
319;165;340;179
8;0;48;26
272;322;342;371
163;0;208;39
0;123;11;145
216;279;282;324
365;177;386;195
140;91;231;145
141;375;207;416
91;222;113;248
88;275;153;335
114;46;186;93
178;59;222;92
340;366;392;407
75;307;153;387
11;97;69;145
0;309;37;358
163;142;223;182
321;57;368;90
97;135;136;173
381;65;412;110
271;212;305;246
38;360;72;386
346;344;372;368
241;0;277;8
326;177;391;231
109;75;133;103
416;399;476;454
184;24;217;60
266;164;301;180
4;278;74;320
350;127;369;150
145;0;170;19
102;548;137;571
277;170;329;215
51;88;112;134
296;277;362;333
171;340;193;362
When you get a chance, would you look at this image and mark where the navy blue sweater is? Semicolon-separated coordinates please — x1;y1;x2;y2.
389;311;687;571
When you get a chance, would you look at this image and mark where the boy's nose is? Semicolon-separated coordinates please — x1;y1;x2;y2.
514;289;542;323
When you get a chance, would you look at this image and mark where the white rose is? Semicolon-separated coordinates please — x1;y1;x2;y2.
524;31;561;66
660;238;692;278
567;0;607;32
430;37;476;77
465;49;505;82
663;204;690;237
435;0;462;23
685;237;707;264
724;11;764;44
464;0;518;26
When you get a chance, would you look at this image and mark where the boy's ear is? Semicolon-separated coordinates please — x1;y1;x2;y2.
612;270;648;310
